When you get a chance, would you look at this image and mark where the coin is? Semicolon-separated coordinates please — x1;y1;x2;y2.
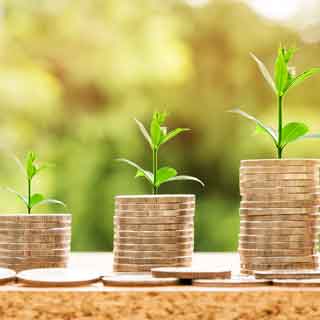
0;249;69;257
239;248;317;257
239;240;318;249
0;234;71;242
240;200;317;208
192;276;272;287
113;261;191;272
0;255;69;263
113;243;194;251
114;215;194;225
240;166;316;174
0;222;71;229
0;262;67;271
240;173;317;181
273;279;320;287
241;255;318;264
240;159;320;167
240;207;317;215
0;214;71;222
115;202;195;211
114;230;193;237
0;227;71;236
115;195;195;204
240;262;318;270
113;256;192;265
239;214;320;221
240;220;319;228
239;233;319;242
239;227;320;235
240;180;317;188
241;193;316;202
254;269;320;279
151;267;231;279
0;242;70;250
240;186;320;195
102;273;179;287
114;236;193;245
113;249;192;258
115;209;194;217
0;267;16;284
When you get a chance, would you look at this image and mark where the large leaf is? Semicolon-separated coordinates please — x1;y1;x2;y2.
134;118;152;148
4;187;28;207
229;108;278;145
250;53;276;94
280;122;309;147
160;128;190;146
164;175;204;187
155;167;177;187
26;151;37;180
116;158;153;183
34;199;67;209
274;47;288;95
285;67;320;93
30;193;45;208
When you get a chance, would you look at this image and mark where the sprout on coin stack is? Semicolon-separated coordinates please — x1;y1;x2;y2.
230;45;320;275
114;112;204;272
0;151;71;271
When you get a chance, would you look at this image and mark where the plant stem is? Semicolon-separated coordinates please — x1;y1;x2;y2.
27;178;31;214
152;148;158;194
277;95;283;159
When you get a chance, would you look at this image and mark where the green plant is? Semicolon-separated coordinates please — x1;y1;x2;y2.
230;45;320;158
5;151;66;214
117;112;204;194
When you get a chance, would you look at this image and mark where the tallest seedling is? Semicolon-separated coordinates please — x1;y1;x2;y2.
231;46;320;158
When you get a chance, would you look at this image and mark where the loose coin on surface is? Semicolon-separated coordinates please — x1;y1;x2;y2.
273;279;320;287
192;276;271;287
102;273;179;287
255;269;320;280
17;268;101;287
151;267;231;279
0;267;16;284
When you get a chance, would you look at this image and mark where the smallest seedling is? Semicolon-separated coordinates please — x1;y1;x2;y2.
5;151;66;214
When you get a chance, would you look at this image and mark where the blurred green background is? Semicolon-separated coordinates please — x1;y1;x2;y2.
0;0;320;251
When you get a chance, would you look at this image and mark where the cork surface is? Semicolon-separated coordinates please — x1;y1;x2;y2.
1;253;320;319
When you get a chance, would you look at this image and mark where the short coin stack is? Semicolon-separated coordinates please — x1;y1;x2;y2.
0;214;71;271
239;159;320;274
113;195;195;272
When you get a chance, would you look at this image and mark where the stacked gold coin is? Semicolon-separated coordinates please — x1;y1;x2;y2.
113;195;195;272
0;214;71;272
239;159;320;274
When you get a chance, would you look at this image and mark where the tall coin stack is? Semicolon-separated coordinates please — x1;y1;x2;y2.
113;195;195;272
0;214;71;271
239;159;320;274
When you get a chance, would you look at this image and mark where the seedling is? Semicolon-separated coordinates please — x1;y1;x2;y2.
117;112;204;194
230;45;320;158
5;151;66;214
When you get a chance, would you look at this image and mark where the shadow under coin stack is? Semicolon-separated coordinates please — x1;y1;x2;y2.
239;159;320;274
113;195;195;272
0;214;71;271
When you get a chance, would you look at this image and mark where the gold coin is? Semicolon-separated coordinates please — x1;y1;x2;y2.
0;242;70;250
0;222;71;229
113;256;192;265
240;159;320;167
240;262;318;270
240;200;317;208
0;234;71;243
239;234;318;242
0;256;69;264
255;269;320;280
113;243;193;251
240;207;318;216
0;227;71;235
240;180;317;188
115;195;195;204
240;166;317;174
115;202;195;211
113;249;192;258
0;249;69;257
0;262;67;271
114;229;193;237
114;223;193;232
273;279;320;287
113;261;191;272
241;192;316;202
240;220;319;228
240;172;318;181
114;215;194;225
239;214;320;221
115;208;194;217
192;277;271;287
239;241;318;250
238;248;317;257
239;227;320;235
240;255;318;264
240;186;320;195
0;214;71;222
114;236;193;245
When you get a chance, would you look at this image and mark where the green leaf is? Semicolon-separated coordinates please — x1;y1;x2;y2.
30;193;45;208
250;53;276;94
229;108;278;145
4;187;28;207
160;128;190;145
285;68;320;93
150;117;162;148
155;167;177;187
26;151;37;180
280;122;309;147
33;199;67;209
274;46;288;96
164;175;205;187
134;118;152;148
116;158;154;184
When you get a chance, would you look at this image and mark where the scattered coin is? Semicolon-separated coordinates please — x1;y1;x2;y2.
254;269;320;279
0;267;16;284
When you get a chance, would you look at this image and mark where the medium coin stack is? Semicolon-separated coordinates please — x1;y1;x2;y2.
113;195;195;272
239;159;320;274
0;214;71;272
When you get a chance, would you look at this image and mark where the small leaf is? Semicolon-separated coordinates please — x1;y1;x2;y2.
155;167;177;187
30;193;45;208
229;108;278;145
160;128;190;145
165;175;205;187
280;122;309;147
150;117;162;148
34;199;67;209
274;46;288;95
134;118;152;148
4;187;28;207
250;52;276;94
285;67;320;92
116;158;154;183
26;151;37;180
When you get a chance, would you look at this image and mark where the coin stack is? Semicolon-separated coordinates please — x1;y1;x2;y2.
0;214;71;271
113;195;195;272
239;159;320;274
